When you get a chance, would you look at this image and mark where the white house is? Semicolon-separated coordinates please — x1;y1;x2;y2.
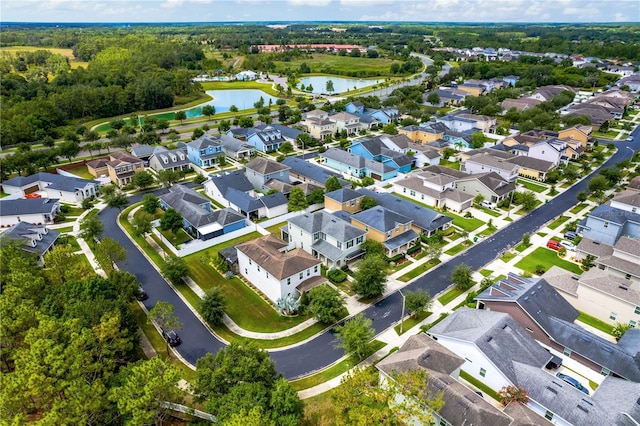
236;234;323;303
2;222;60;265
393;171;474;213
235;70;258;81
2;172;100;204
0;198;61;227
462;152;519;182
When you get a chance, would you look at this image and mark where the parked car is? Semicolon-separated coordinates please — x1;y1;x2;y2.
136;286;148;301
564;231;578;240
559;240;576;251
481;200;495;209
161;328;181;347
556;373;589;395
545;350;563;369
546;240;561;250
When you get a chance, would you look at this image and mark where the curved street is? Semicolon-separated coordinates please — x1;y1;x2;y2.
101;136;637;379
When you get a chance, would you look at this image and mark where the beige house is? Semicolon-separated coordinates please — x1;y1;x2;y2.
87;152;145;186
302;110;337;140
328;111;362;135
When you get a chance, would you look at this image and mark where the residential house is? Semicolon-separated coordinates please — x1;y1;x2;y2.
149;148;192;173
543;265;640;328
500;136;568;166
475;273;640;382
217;133;255;160
529;85;575;102
422;88;467;106
324;188;365;214
87;152;145;186
204;170;256;208
2;172;100;204
284;210;366;268
428;307;640;425
281;157;348;189
229;126;287;152
328;111;363;135
357;189;453;237
244;157;290;192
255;124;303;144
377;334;543;426
186;135;224;168
576;237;640;285
351;206;419;256
437;112;496;133
393;171;474;213
576;194;640;246
565;105;612;128
302;109;336;140
373;133;440;167
235;70;258;81
457;82;487;96
159;184;246;241
0;198;60;227
236;234;323;303
2;222;59;265
558;125;592;149
501;97;542;111
618;73;640;92
320;147;398;181
345;101;399;125
131;145;171;166
348;136;415;174
503;75;520;86
398;122;449;144
461;151;520;182
454;171;516;206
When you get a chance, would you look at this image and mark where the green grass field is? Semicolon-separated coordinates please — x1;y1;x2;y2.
547;215;570;230
444;240;472;256
66;165;96;180
398;259;441;282
272;53;401;77
515;247;582;275
0;46;89;69
570;203;589;214
438;287;464;306
577;311;614;335
517;179;547;193
264;221;288;237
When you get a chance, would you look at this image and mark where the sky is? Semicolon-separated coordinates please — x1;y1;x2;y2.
1;0;639;23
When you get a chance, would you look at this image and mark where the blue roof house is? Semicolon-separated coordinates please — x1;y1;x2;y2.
348;137;414;174
320;148;397;182
187;135;224;168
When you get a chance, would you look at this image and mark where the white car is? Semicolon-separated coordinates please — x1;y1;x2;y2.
559;240;576;251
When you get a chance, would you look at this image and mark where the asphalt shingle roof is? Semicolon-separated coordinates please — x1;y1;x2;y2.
281;157;343;186
0;198;59;215
352;205;412;233
246;157;290;175
2;172;98;193
289;211;366;243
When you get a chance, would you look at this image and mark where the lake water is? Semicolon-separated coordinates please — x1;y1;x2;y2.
186;89;281;117
297;76;384;95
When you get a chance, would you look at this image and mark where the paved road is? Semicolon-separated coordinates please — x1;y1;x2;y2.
102;133;636;379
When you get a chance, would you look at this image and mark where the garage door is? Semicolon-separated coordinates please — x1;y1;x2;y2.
370;173;382;181
23;185;40;194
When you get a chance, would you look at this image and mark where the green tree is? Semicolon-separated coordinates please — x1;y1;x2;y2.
192;128;205;140
106;192;129;211
160;208;183;234
426;92;440;105
352;255;387;298
95;237;128;272
581;254;596;271
157;169;183;187
201;288;226;326
79;213;104;242
132;210;154;236
361;239;386;258
334;313;375;360
576;191;588;202
404;289;433;319
58;140;80;163
287;186;309;212
522;232;531;246
471;131;488;149
382;122;398;135
520;190;537;211
326;79;335;93
229;105;238;113
239;116;254;128
224;407;275;426
588;174;609;194
148;301;183;353
474;194;485;206
143;194;160;214
110;357;184;426
202;104;216;119
360;195;377;210
612;322;633;340
162;255;189;283
279;141;294;154
306;189;325;205
498;385;530;405
295;132;314;150
131;170;155;189
451;263;474;290
308;284;346;324
324;176;342;193
174;110;187;123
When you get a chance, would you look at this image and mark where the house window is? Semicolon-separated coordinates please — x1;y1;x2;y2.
245;268;248;274
630;320;637;327
350;200;356;206
287;278;291;285
403;188;406;193
347;240;354;248
421;194;424;200
564;347;572;356
257;265;261;272
386;231;392;238
634;306;640;315
365;225;369;232
299;272;303;279
601;367;610;376
356;236;364;244
410;190;416;196
610;312;617;321
266;272;269;278
404;224;409;231
314;265;318;273
604;221;609;228
337;241;342;249
307;269;310;276
249;259;252;265
545;411;554;421
479;368;486;377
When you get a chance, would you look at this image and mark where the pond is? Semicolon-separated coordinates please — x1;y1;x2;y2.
297;76;384;95
185;89;281;118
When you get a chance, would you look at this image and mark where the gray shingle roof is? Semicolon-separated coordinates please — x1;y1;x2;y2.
508;155;555;172
356;189;453;233
324;188;362;203
0;198;60;216
289;211;366;243
2;222;59;257
225;187;263;212
588;204;640;226
218;134;254;153
256;123;303;140
383;229;419;250
352;205;412;233
259;192;287;209
245;157;290;175
281;157;343;186
151;148;190;170
2;172;98;193
188;134;222;150
321;148;395;174
208;170;254;195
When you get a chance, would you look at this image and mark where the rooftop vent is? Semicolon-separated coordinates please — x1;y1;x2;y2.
458;401;470;410
464;395;476;404
571;275;580;280
577;405;589;414
581;399;593;407
601;346;613;353
593;241;600;245
546;386;558;395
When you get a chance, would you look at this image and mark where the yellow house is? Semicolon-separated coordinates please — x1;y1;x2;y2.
350;206;419;256
558;125;592;148
457;84;484;97
399;125;444;144
324;188;364;213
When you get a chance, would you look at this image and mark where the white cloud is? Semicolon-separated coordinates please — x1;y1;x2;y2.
287;0;331;6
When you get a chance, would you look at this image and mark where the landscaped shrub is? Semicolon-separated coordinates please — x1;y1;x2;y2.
407;244;422;255
327;268;347;284
386;253;405;263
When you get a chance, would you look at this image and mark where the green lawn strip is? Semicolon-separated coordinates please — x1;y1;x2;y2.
503;217;513;222
439;159;461;170
0;191;9;199
66;165;95;180
444;213;484;232
61;235;81;251
478;227;496;237
570;203;589;214
517;179;547;193
398;259;441;282
391;259;413;272
55;226;74;233
446;231;462;242
537;232;547;237
437;287;464;306
577;311;614;335
158;227;193;246
150;234;175;257
515;243;531;252
445;240;472;255
548;215;570;230
459;370;500;401
290;340;386;391
264;221;288;237
480;269;493;277
500;252;516;262
60;204;85;216
479;207;501;217
394;311;432;335
514;247;582;275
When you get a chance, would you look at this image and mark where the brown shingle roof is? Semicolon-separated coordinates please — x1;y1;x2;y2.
245;157;290;175
236;234;319;280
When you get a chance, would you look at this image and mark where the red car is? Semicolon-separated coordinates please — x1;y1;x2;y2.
546;240;560;250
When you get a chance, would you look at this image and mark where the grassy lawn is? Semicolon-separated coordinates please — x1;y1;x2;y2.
200;80;281;97
446;231;462;242
302;390;336;425
439;159;461;170
537;232;547;237
66;165;96;180
290;340;386;390
515;242;531;252
479;207;501;217
503;216;513;222
0;46;89;69
394;311;432;335
264;221;288;237
438;286;464;306
517;179;547;193
478;227;496;237
500;252;516;262
0;190;10;199
459;370;500;401
157;227;193;246
577;311;614;335
60;204;85;216
55;226;74;233
548;215;570;230
272;53;400;76
570;203;589;214
398;259;441;282
60;235;81;251
514;247;582;275
444;240;472;255
480;269;493;277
